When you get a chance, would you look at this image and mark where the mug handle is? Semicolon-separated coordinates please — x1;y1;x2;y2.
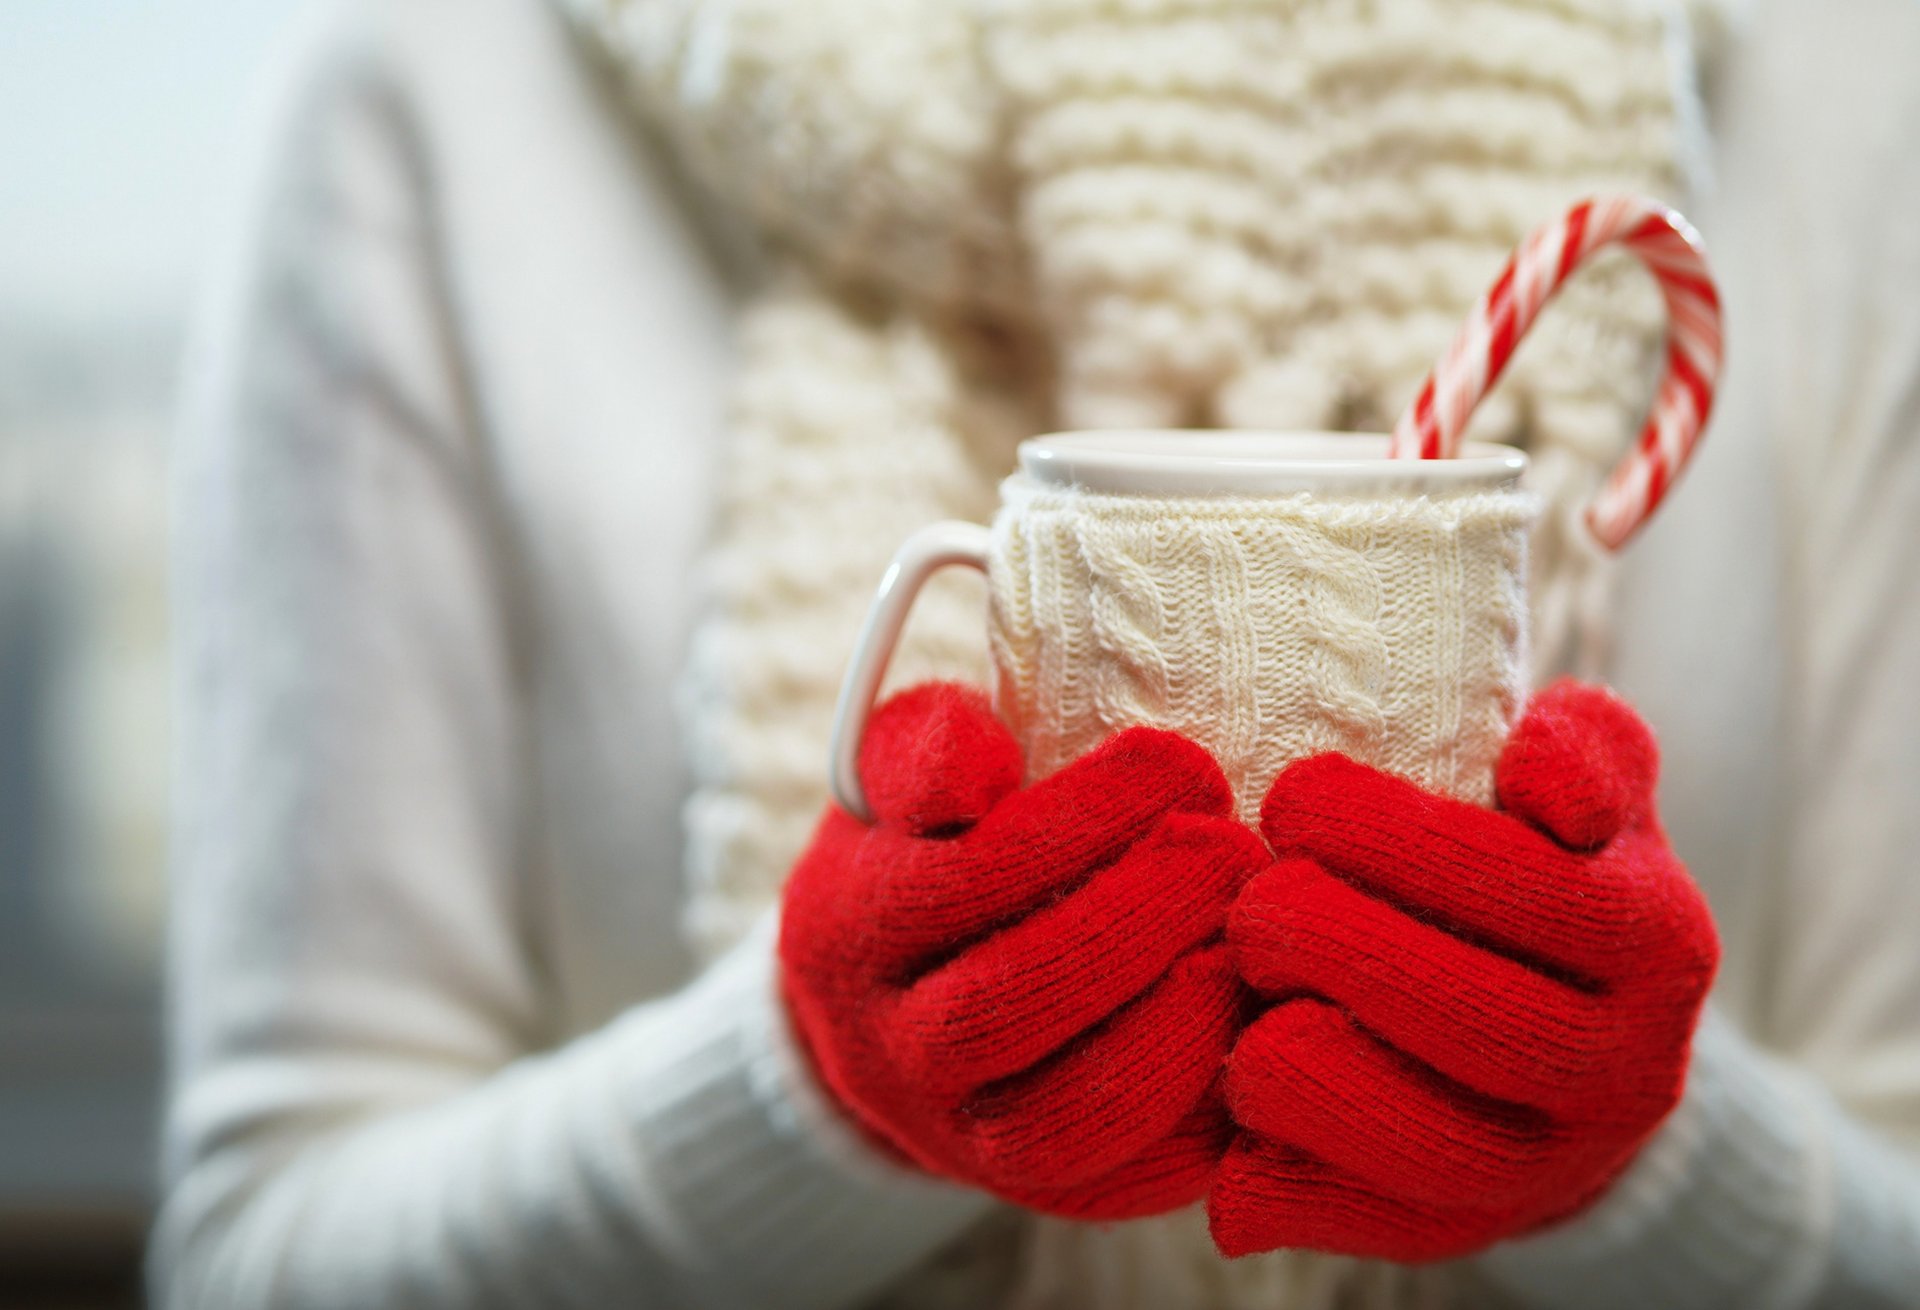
828;521;994;824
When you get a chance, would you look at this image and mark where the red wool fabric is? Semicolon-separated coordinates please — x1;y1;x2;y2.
780;683;1267;1220
1210;680;1720;1262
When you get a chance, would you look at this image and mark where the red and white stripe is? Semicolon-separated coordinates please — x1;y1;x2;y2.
1389;196;1724;551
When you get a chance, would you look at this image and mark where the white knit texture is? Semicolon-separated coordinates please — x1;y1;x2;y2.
674;283;1039;961
566;0;1026;309
986;0;1686;671
569;0;1703;725
988;477;1538;822
569;0;1698;1304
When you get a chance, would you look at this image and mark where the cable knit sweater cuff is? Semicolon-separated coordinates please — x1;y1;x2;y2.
1475;1008;1832;1309
615;914;993;1309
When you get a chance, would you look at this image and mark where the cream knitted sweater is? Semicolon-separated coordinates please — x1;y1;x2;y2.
155;0;1920;1307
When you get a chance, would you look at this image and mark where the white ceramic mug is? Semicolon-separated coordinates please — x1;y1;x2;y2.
830;431;1538;826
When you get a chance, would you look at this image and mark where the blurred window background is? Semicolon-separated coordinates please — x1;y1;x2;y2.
1;2;293;1302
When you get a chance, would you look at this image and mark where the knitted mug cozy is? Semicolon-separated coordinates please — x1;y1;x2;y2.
986;473;1538;823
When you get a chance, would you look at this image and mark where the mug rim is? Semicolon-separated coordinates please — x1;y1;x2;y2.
1019;430;1528;496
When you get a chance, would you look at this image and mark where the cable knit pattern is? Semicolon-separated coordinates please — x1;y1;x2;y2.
989;479;1536;824
1263;0;1681;675
986;0;1689;671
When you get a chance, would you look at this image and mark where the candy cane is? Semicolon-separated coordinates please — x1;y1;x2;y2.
1390;196;1724;551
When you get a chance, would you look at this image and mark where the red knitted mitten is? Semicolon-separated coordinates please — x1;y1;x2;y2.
781;683;1268;1220
1209;680;1719;1261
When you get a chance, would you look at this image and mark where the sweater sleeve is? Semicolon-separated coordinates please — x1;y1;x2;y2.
1477;1;1920;1304
152;14;986;1308
1478;1010;1920;1309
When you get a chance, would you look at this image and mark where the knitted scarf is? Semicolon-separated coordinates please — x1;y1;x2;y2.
563;1;1719;1305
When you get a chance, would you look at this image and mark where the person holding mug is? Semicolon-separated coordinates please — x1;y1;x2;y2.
156;0;1920;1307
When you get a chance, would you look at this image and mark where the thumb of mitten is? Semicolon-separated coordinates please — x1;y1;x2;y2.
1497;679;1659;850
858;683;1024;835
